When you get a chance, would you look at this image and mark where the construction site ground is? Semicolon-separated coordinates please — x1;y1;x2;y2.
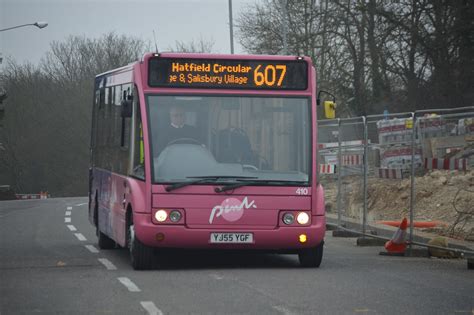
322;169;474;248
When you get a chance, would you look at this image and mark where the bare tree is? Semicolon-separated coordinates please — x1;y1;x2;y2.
168;36;215;53
237;0;473;115
0;33;147;196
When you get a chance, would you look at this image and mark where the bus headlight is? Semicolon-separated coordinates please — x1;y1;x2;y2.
154;209;167;222
282;213;295;225
297;212;310;225
169;210;182;222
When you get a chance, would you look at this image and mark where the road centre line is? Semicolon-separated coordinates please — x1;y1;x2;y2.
75;202;88;206
65;211;71;216
98;258;117;270
64;217;71;223
67;206;72;210
85;245;99;253
140;301;164;315
117;277;141;292
74;233;87;241
67;225;77;231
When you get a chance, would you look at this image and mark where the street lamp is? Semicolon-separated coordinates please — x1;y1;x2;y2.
228;0;234;54
0;22;48;32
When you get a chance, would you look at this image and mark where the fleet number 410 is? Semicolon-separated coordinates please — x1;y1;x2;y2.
254;65;287;87
296;188;309;195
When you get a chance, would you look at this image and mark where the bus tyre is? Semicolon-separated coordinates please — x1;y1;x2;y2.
298;241;324;268
128;224;155;270
97;227;115;249
96;209;115;249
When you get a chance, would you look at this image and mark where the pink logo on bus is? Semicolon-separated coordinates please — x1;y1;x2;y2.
209;197;257;224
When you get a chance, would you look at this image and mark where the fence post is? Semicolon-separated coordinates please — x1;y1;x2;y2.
409;112;416;255
362;116;368;235
336;118;342;227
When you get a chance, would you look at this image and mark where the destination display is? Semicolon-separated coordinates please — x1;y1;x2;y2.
148;58;308;90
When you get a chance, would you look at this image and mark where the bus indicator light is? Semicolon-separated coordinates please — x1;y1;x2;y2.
299;234;307;243
156;233;165;242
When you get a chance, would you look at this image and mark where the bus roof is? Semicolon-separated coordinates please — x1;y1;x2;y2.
95;63;135;79
142;52;312;62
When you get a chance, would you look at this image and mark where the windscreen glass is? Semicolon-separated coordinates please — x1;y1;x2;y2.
147;95;311;184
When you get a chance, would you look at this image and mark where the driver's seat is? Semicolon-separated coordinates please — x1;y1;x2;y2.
216;128;254;163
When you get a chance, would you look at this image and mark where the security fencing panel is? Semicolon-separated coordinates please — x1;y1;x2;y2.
317;119;340;219
365;113;417;237
318;106;474;251
317;117;366;228
411;107;474;245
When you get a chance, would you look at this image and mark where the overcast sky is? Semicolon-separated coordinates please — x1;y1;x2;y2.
0;0;258;66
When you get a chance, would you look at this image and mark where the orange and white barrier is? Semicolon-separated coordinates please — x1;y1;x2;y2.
342;154;363;166
16;194;41;200
377;118;413;144
376;168;403;179
322;154;363;166
15;192;49;200
380;147;422;170
319;164;337;174
424;158;467;171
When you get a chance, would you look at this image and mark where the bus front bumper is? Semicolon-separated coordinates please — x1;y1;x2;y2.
133;213;326;250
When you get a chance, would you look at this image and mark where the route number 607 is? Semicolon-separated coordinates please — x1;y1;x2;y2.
254;64;287;87
296;188;309;195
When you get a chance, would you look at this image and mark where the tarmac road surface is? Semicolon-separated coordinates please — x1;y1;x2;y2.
1;197;473;314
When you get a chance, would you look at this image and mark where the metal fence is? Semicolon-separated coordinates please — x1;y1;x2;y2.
318;106;474;252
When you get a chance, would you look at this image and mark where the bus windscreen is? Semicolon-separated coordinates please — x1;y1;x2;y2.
148;58;308;90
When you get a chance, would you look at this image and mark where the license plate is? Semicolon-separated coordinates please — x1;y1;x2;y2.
210;233;253;244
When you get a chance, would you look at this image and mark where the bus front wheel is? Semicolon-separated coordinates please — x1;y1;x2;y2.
128;223;155;270
298;241;324;268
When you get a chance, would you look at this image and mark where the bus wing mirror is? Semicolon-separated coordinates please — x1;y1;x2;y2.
121;98;133;118
324;101;336;119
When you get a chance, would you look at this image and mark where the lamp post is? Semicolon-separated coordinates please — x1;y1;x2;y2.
0;22;48;32
228;0;234;54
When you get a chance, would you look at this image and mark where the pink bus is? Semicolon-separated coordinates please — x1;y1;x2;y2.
89;53;327;269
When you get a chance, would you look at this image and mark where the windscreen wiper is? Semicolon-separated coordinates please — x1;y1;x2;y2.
214;180;307;193
165;175;257;192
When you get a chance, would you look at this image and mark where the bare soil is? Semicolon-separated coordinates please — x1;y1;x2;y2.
323;170;474;241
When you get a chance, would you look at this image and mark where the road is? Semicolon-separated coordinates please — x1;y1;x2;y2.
1;198;473;314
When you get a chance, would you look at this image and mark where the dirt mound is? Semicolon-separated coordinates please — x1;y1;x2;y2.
323;170;474;241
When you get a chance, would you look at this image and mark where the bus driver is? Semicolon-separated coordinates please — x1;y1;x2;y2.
159;104;201;149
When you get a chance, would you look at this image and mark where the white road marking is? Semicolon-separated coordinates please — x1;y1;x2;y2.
67;206;72;210
98;258;117;270
273;305;296;315
140;301;163;315
75;202;88;206
209;274;223;280
74;233;87;241
67;225;77;231
117;277;141;292
64;217;71;223
65;211;71;216
85;245;99;253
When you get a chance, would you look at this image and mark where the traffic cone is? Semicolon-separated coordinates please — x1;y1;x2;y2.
384;218;407;254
